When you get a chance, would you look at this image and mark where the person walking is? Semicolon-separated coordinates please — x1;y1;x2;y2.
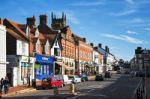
3;76;9;94
0;78;4;92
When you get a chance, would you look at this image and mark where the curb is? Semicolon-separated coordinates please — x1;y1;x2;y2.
2;88;36;97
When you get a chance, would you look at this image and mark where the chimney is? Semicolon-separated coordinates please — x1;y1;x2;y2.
40;15;48;25
83;38;86;42
94;47;98;50
90;43;93;47
27;16;36;26
0;18;3;25
105;46;108;52
98;43;102;48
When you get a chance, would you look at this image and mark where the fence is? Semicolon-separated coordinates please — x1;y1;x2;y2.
131;78;145;99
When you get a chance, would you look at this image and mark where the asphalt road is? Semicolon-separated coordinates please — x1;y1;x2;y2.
2;74;140;99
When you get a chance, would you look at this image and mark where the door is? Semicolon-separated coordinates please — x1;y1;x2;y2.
12;67;18;87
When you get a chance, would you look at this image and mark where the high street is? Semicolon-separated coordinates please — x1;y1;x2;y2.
2;74;140;99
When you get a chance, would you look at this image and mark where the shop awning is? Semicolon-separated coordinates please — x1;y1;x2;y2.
56;62;74;70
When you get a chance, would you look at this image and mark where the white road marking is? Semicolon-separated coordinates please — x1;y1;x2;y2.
87;89;95;92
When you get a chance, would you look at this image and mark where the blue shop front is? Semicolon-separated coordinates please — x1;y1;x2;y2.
35;54;56;80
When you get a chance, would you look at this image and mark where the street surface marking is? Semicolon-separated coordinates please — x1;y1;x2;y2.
87;89;95;92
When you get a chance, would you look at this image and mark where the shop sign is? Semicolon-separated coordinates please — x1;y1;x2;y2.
21;56;28;62
35;54;56;63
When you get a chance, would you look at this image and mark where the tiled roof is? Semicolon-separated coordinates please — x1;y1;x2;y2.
38;24;57;35
6;28;27;41
72;33;85;42
45;34;57;47
4;19;29;40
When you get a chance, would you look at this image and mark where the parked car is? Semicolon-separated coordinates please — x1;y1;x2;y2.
61;75;72;86
68;75;81;84
80;73;88;82
41;75;63;89
95;74;104;81
105;71;111;78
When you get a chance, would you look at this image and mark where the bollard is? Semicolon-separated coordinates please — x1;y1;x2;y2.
53;87;59;95
70;84;75;94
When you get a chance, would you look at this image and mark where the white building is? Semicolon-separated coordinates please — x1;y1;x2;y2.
0;24;8;79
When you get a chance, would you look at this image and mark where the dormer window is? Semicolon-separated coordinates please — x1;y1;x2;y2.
35;29;39;37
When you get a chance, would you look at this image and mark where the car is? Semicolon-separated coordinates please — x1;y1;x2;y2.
95;74;104;81
68;75;81;84
61;75;72;86
41;75;63;89
105;71;111;78
80;73;88;82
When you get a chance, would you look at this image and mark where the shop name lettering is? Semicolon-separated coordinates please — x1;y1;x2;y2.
42;57;48;61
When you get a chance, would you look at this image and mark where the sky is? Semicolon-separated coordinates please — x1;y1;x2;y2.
0;0;150;61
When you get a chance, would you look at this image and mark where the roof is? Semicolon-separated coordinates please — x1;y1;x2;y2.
72;33;85;42
4;19;29;40
6;28;27;41
38;24;57;35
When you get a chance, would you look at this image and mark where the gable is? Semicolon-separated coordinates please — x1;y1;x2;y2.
35;28;39;37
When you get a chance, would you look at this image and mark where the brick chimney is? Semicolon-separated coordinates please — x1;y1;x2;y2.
39;15;48;25
90;43;93;48
105;46;109;53
98;43;102;48
27;16;36;26
83;38;86;42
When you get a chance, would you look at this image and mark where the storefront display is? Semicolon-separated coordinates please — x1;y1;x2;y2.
35;54;56;80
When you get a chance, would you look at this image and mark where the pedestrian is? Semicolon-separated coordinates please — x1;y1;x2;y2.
27;72;31;87
3;76;10;94
0;78;4;92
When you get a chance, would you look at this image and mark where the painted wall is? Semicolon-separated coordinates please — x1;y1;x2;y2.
0;25;7;79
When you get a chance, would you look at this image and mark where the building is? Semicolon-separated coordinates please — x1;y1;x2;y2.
134;47;150;75
93;46;104;74
3;18;30;86
0;19;8;79
51;13;76;75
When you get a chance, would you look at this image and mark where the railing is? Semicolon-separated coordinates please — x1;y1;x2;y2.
131;78;145;99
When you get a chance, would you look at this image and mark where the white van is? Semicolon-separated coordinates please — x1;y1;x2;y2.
62;75;72;85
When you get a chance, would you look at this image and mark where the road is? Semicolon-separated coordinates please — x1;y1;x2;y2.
2;74;140;99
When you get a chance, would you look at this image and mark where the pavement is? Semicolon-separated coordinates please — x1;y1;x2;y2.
1;85;36;97
146;77;150;99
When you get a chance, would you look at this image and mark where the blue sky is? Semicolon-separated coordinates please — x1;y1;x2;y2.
0;0;150;61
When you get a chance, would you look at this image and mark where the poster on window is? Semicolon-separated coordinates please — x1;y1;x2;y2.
47;65;49;75
44;65;47;75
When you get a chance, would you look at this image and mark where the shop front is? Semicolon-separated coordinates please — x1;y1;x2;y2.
35;54;56;81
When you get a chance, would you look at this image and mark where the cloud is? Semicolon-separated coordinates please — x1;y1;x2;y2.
127;30;138;34
69;0;104;6
144;28;150;31
47;10;79;25
125;0;135;5
110;9;136;16
130;18;145;24
101;34;143;44
67;13;80;24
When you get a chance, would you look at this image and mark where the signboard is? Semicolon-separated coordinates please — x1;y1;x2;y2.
21;56;28;62
35;54;56;63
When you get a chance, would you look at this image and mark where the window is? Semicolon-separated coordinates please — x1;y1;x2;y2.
54;48;60;56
